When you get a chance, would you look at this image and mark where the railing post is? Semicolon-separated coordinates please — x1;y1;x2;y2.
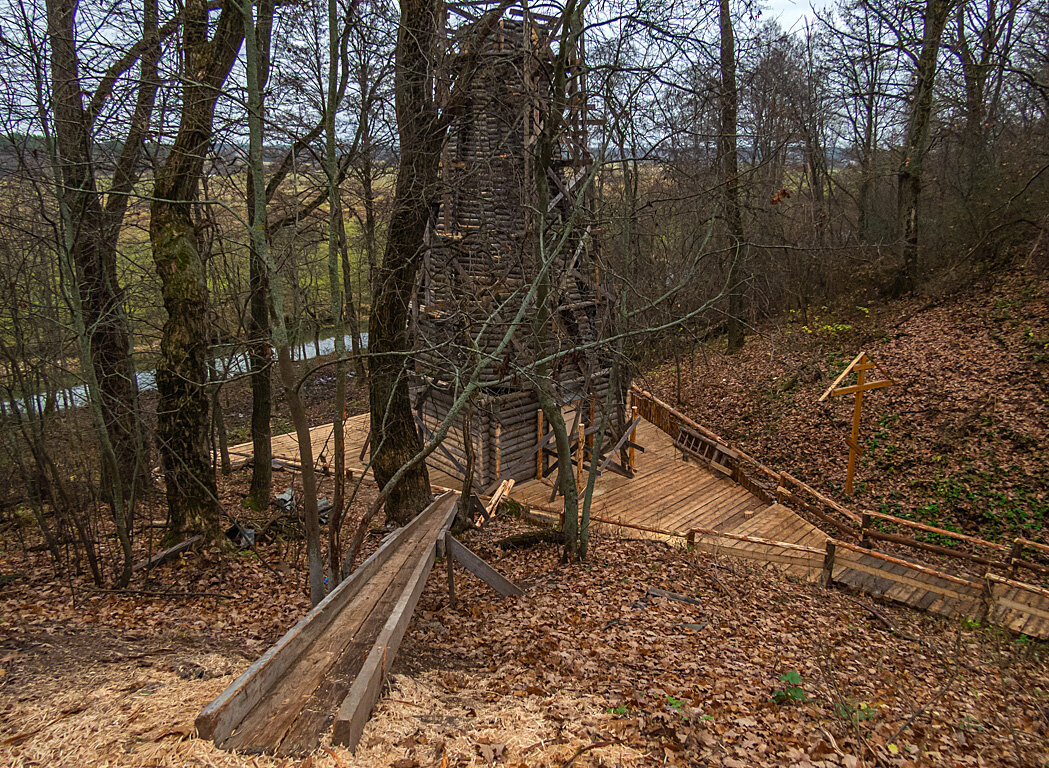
687;530;696;551
776;472;789;505
1008;538;1024;578
860;514;872;549
821;540;836;587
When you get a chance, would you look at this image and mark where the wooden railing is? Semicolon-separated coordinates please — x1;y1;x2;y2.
628;384;1049;636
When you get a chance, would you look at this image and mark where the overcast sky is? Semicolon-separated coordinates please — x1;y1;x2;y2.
764;0;835;32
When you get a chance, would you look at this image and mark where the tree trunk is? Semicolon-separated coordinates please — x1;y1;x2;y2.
718;0;746;353
46;0;151;506
895;0;954;295
368;0;446;526
151;0;244;541
246;227;273;510
326;0;347;586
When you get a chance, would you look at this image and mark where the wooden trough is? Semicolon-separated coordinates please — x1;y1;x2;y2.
195;492;459;755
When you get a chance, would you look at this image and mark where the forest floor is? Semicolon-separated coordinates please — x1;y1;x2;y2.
2;501;1048;768
644;265;1049;544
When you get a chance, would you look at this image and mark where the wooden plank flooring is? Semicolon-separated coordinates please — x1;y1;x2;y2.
224;413;461;490
511;421;828;581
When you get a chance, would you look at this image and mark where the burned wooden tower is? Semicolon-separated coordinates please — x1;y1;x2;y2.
412;1;630;488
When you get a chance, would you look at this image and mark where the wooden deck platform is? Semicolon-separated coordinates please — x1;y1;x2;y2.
510;420;829;580
225;413;461;490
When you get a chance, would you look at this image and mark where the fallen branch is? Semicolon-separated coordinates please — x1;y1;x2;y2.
89;589;232;600
132;535;202;572
839;594;922;643
646;586;703;608
561;740;614;768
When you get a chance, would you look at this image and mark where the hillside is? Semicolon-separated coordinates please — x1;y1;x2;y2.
645;266;1049;543
2;521;1047;767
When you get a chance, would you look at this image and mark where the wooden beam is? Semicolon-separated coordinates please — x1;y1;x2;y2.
818;351;867;402
829;379;894;397
596;416;642;473
845;366;865;495
196;493;455;743
331;523;445;750
445;534;523;597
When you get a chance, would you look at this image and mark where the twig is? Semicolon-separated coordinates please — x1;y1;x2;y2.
839;594;922;643
561;740;613;767
817;639;891;768
687;555;737;601
886;628;964;746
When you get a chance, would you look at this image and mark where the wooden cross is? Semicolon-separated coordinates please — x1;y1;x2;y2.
818;351;896;495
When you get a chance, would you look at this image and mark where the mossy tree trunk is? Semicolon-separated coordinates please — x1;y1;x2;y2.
367;0;445;526
151;0;244;542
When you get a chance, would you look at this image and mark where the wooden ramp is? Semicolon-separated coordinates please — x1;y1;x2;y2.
829;542;986;619
510;420;829;581
196;492;458;755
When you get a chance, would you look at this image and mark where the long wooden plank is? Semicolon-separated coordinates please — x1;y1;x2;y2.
197;492;455;746
219;510;445;753
331;509;451;750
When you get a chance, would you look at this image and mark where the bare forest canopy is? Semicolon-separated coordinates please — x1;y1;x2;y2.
0;0;1046;590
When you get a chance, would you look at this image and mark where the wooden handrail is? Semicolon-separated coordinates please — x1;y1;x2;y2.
630;386;1049;569
1016;537;1049;556
832;540;984;589
863;529;1003;568
865;511;1010;552
630;386;777;479
688;526;824;556
778;471;862;524
987;572;1049;600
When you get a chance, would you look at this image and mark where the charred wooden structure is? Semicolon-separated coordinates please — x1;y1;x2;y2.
412;1;625;487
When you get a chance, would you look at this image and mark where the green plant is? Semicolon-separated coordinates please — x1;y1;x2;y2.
770;670;807;705
834;699;876;723
606;704;628;715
